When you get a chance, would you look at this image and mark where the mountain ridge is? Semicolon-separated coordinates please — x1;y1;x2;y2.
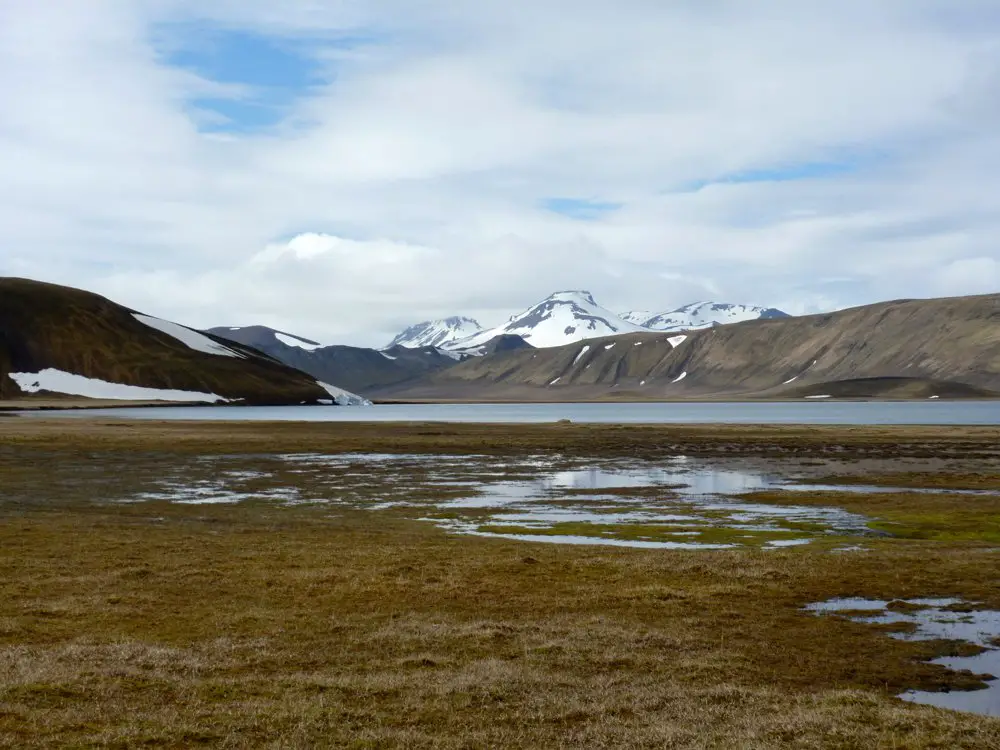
386;292;790;353
379;293;1000;401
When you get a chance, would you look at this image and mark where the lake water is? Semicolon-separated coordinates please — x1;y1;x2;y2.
25;400;1000;424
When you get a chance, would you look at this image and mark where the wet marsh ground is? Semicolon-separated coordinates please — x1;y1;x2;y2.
1;418;1000;747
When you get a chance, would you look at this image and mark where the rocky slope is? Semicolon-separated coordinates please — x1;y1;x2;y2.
0;279;365;405
382;294;1000;400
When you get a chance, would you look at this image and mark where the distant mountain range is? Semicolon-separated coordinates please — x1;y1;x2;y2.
387;292;790;351
385;294;1000;401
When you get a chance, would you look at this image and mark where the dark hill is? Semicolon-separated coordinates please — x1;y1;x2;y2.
0;278;344;405
208;325;461;396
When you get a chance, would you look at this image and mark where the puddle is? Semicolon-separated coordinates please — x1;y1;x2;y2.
807;598;1000;717
115;454;890;548
110;452;995;549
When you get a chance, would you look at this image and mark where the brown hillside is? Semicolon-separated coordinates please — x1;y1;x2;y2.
383;294;1000;400
0;278;330;404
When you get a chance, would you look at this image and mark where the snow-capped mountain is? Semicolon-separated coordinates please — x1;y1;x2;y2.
447;291;647;350
637;302;789;331
386;316;483;349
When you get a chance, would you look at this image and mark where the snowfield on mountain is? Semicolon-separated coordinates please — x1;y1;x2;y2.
640;302;789;331
386;316;483;349
445;291;648;350
385;293;791;354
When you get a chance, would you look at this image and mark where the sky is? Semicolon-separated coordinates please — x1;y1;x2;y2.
1;1;1000;347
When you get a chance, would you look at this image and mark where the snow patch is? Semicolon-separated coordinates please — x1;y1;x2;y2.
572;345;591;365
805;394;832;399
317;381;372;406
667;335;688;348
604;343;616;350
275;332;322;351
672;372;688;384
9;369;226;402
133;314;243;358
783;376;798;385
381;353;397;360
549;377;561;386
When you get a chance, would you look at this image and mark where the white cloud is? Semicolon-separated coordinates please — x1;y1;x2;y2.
1;0;999;346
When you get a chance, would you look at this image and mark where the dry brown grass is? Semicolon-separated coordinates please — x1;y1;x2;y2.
5;417;1000;459
1;420;999;748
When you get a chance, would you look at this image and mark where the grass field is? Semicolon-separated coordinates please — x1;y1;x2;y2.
1;418;999;748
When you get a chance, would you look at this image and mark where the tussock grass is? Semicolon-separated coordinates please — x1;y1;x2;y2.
1;421;999;747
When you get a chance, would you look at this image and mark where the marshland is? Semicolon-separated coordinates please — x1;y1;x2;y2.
1;418;999;747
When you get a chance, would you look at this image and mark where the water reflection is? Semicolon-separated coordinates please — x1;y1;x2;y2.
807;598;1000;717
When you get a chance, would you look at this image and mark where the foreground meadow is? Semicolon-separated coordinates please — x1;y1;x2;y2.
1;418;999;748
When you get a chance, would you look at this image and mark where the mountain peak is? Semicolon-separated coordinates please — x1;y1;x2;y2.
447;290;645;350
546;290;597;305
386;316;483;350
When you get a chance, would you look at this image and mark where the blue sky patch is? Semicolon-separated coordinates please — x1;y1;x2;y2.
543;197;622;220
680;153;884;192
153;24;369;132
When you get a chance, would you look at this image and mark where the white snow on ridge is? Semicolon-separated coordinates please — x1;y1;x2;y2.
783;376;798;385
387;316;483;349
667;335;688;348
604;343;616;350
671;372;688;384
619;310;653;326
447;291;647;351
275;332;323;351
133;314;243;358
572;345;591;365
640;302;788;332
9;369;226;402
317;381;372;406
805;394;832;399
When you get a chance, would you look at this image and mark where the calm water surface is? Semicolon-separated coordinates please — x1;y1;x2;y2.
25;400;1000;424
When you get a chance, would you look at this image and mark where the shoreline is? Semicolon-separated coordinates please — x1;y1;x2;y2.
3;394;999;413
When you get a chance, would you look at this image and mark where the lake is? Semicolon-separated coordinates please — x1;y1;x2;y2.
23;400;1000;424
